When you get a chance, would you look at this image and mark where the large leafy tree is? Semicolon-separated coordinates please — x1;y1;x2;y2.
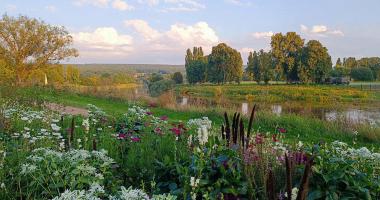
0;15;78;84
343;57;357;69
258;50;275;84
302;40;332;83
271;32;304;82
207;43;243;84
185;47;207;84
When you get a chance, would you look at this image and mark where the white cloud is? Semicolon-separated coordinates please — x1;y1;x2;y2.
301;24;344;37
45;5;57;12
125;19;219;53
225;0;252;6
138;0;205;12
138;0;159;6
112;0;134;10
252;31;274;39
72;27;133;57
125;20;161;41
73;0;110;7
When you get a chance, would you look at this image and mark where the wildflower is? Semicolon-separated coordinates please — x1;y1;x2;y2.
255;134;264;144
154;127;162;134
51;123;61;132
0;183;5;189
82;119;90;133
117;133;127;140
278;127;287;133
146;111;153;115
190;177;200;188
131;137;141;142
160;116;168;121
170;127;182;136
21;163;37;174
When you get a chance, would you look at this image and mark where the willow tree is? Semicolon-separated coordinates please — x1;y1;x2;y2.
0;15;78;84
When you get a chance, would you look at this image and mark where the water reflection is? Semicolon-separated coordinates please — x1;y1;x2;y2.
271;105;282;116
242;103;248;115
175;95;380;127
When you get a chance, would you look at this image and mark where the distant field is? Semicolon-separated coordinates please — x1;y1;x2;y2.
65;64;185;75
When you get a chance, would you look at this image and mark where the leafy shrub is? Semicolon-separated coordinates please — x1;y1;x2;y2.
148;80;175;97
171;72;183;84
351;67;374;81
309;141;380;199
18;148;117;199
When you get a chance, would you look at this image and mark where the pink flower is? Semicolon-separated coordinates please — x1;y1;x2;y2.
255;134;264;144
146;111;153;115
130;137;141;142
148;102;157;108
154;127;162;134
170;127;182;136
117;133;127;140
278;128;287;133
160;116;168;121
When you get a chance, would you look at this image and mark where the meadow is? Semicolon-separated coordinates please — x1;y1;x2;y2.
177;83;380;104
1;85;380;200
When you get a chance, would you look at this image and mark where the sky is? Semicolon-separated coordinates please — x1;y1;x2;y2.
1;0;380;64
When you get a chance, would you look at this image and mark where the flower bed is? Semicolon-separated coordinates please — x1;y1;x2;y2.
0;101;379;199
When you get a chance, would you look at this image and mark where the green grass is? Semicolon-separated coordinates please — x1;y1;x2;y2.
8;86;380;149
177;83;380;104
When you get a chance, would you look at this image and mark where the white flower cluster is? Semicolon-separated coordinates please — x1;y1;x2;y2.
52;183;105;200
331;141;380;161
21;148;114;180
127;106;149;120
87;104;107;124
53;185;177;200
187;117;212;145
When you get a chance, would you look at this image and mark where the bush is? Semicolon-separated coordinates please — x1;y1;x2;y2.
351;67;374;81
148;80;175;97
171;72;183;84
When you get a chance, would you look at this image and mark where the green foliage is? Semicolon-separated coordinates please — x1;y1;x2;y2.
309;142;380;199
185;47;207;84
271;32;305;82
351;67;375;81
172;72;184;84
302;40;332;83
146;74;175;97
0;14;78;84
207;43;243;84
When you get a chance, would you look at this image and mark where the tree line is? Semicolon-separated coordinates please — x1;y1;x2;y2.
186;32;334;84
333;57;380;81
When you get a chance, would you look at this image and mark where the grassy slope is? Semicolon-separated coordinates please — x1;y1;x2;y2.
13;87;380;148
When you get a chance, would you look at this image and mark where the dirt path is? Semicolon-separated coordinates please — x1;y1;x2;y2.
45;102;88;117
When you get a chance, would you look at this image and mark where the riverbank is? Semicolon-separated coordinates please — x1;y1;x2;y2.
4;86;380;148
177;83;380;103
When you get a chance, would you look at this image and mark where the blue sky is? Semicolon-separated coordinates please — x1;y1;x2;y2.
1;0;380;64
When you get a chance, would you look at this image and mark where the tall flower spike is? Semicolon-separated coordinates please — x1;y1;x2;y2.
296;156;314;200
285;153;292;200
224;112;230;146
247;105;256;149
239;118;245;148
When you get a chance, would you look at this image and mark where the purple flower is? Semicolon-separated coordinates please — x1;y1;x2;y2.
160;115;168;121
